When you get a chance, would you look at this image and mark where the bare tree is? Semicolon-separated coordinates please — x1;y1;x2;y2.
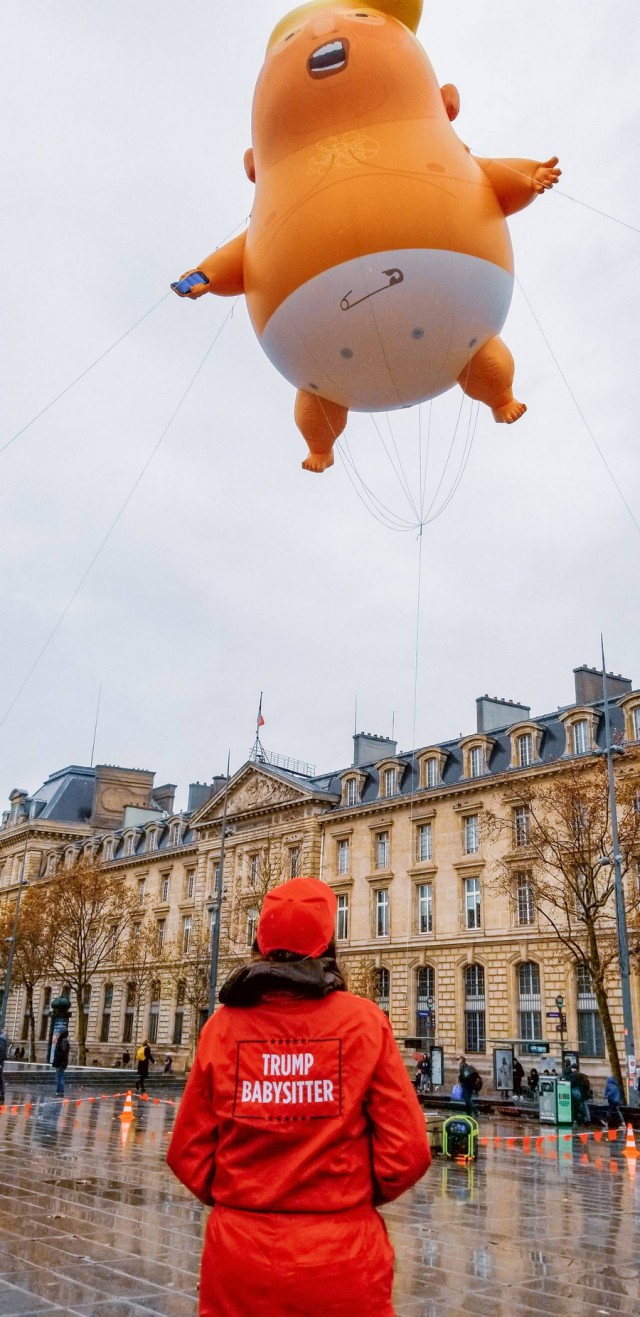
114;911;161;1053
161;908;211;1058
46;861;137;1066
0;885;56;1060
220;832;302;967
485;760;640;1092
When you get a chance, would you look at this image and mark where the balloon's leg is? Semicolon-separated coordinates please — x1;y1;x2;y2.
457;337;526;424
295;390;348;473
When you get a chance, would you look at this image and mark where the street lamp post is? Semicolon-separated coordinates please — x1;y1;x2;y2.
0;839;29;1035
600;645;637;1106
207;755;231;1019
555;994;565;1060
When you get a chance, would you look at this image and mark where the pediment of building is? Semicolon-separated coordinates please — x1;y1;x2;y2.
191;763;317;827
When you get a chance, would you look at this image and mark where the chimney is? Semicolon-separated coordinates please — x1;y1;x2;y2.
152;783;177;815
574;665;632;706
353;732;397;768
476;696;530;734
187;780;227;814
90;765;155;829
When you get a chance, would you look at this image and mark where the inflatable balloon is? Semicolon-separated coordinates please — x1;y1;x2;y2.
173;1;560;472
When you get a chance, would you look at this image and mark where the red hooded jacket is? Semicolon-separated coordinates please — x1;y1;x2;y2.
167;970;430;1314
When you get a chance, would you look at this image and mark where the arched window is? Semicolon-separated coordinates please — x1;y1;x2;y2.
465;965;486;1053
374;967;390;1017
518;962;542;1041
576;964;605;1057
416;966;435;1039
148;980;161;1045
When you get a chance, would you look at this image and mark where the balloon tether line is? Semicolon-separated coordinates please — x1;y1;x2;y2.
0;305;237;731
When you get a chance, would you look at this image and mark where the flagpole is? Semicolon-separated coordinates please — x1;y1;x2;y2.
251;691;266;762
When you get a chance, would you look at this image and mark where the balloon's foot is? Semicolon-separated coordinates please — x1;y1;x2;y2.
492;399;527;424
302;451;335;473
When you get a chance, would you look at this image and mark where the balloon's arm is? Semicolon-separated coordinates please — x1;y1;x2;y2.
474;156;561;216
171;232;247;298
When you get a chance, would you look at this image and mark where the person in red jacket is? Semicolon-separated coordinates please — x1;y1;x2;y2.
167;876;430;1316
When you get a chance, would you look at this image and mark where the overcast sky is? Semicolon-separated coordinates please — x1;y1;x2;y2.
1;0;639;812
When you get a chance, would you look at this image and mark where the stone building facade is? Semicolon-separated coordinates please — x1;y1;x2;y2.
1;664;639;1088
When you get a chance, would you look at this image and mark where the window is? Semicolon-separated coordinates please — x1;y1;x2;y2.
634;707;640;741
513;804;530;848
376;831;390;869
516;872;535;926
336;893;349;941
417;823;432;863
156;919;166;952
82;984;92;1040
173;981;186;1045
21;1007;31;1041
246;907;258;947
170;821;183;847
464;814;479;855
417;883;433;934
383;768;396;798
289;847;300;879
465;877;482;930
137;878;146;905
465;965;486;1053
517;733;533;767
185;869;195;900
182;915;192;954
337;839;350;875
147;830;157;853
249;854;259;887
346;778;358;807
123;983;136;1043
103;837;114;862
469;746;484;778
425;758;438;789
416;966;435;1038
39;988;52;1041
573;720;590;755
100;984;113;1043
148;980;161;1044
125;834;135;858
518;962;542;1041
375;888;390;937
374;967;390;1016
160;874;170;903
577;964;605;1057
46;852;58;875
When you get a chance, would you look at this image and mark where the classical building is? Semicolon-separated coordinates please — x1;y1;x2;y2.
1;664;639;1085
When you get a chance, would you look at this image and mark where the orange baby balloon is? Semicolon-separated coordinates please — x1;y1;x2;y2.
173;2;560;473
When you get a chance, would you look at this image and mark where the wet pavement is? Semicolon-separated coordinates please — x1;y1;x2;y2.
0;1086;638;1315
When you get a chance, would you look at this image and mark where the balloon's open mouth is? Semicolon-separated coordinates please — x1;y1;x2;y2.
308;40;349;78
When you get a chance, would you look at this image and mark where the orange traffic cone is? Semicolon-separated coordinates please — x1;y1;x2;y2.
119;1090;135;1123
622;1124;638;1158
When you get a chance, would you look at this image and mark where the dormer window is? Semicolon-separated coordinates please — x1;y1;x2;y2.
573;720;590;755
378;765;397;799
103;837;114;862
460;736;493;780
147;829;158;853
425;758;438;788
517;733;533;767
170;821;183;847
469;746;484;779
634;707;640;741
346;778;358;807
124;834;135;858
46;852;59;876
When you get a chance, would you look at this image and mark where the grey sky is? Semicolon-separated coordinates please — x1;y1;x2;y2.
1;0;639;810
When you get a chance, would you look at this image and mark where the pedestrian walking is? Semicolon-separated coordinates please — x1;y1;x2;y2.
0;1028;7;1102
570;1066;592;1125
52;1028;70;1096
167;877;430;1316
528;1067;539;1097
513;1057;525;1097
458;1056;481;1115
135;1040;154;1094
417;1053;430;1094
604;1075;623;1130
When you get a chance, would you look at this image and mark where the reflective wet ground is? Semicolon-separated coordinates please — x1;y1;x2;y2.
0;1088;638;1315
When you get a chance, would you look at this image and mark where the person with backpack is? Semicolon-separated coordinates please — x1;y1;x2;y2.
52;1028;70;1096
458;1056;481;1115
167;877;430;1316
0;1028;7;1102
604;1075;623;1129
135;1040;154;1094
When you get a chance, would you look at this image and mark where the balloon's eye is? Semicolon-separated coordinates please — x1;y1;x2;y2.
352;11;385;20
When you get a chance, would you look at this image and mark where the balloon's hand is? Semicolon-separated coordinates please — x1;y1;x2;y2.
171;271;210;298
532;157;561;193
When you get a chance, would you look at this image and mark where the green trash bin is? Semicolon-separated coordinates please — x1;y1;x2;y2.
442;1114;479;1160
